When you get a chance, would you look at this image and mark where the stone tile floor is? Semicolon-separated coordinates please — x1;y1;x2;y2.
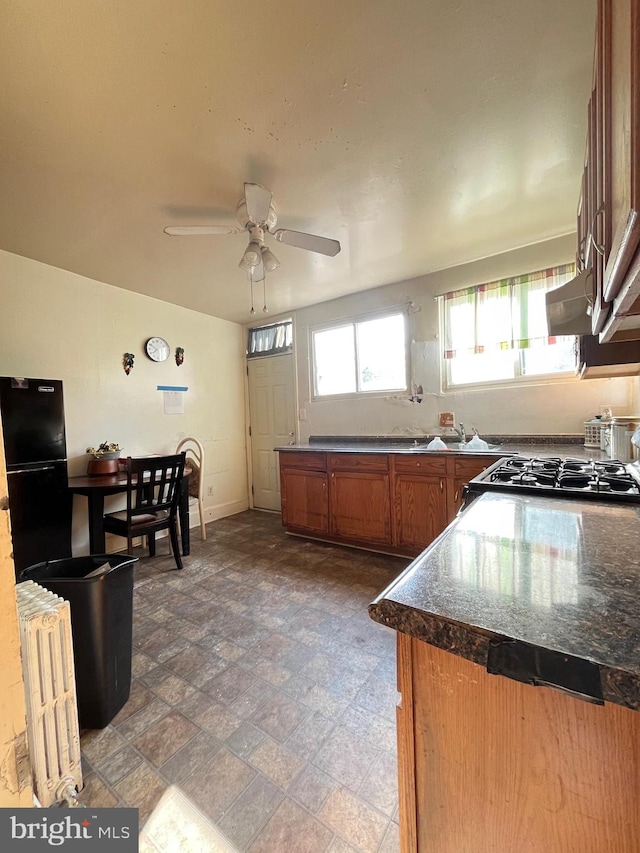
78;510;409;852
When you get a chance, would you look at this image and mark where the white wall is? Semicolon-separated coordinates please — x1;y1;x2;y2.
263;235;636;440
0;250;249;553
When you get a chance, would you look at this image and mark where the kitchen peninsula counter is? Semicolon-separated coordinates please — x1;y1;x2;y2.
369;491;640;852
370;491;640;710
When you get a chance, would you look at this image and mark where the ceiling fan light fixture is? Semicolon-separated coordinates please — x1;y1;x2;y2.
238;240;262;271
260;245;281;272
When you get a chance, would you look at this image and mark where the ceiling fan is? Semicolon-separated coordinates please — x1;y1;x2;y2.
164;183;341;290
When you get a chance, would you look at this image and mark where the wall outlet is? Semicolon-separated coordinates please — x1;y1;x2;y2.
207;485;214;496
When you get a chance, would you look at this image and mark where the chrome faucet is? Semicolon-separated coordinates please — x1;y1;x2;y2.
453;423;466;444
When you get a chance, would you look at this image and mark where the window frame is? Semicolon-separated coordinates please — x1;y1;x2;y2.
310;307;410;401
246;319;293;359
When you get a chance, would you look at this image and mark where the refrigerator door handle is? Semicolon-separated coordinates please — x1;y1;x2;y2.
7;466;55;475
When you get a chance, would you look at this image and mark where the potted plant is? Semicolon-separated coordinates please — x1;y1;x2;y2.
86;442;122;476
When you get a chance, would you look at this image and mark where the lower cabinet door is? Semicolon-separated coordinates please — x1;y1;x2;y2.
450;477;469;521
281;469;329;533
329;471;392;544
448;456;495;523
394;474;448;553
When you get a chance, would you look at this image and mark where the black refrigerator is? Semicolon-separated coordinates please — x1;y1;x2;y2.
0;377;72;575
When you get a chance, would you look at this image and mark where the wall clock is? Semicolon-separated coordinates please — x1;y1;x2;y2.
145;337;170;362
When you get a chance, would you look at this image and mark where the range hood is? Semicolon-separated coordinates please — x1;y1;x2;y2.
545;268;593;336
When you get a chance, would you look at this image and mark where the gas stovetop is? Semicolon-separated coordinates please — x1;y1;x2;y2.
467;456;640;503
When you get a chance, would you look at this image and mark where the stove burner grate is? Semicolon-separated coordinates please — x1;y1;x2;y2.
482;456;640;498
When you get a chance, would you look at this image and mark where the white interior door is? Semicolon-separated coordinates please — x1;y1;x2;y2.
248;354;296;511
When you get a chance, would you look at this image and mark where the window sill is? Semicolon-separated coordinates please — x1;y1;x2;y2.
442;370;579;394
311;388;409;403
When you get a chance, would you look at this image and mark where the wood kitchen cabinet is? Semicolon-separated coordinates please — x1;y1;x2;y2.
280;452;328;534
396;634;640;853
392;457;447;554
577;333;640;376
582;0;640;342
447;456;495;520
329;453;391;545
279;449;498;557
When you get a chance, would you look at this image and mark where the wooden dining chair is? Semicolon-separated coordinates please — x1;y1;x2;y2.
102;453;186;570
176;437;206;540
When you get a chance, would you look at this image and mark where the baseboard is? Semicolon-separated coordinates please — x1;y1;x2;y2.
203;498;249;523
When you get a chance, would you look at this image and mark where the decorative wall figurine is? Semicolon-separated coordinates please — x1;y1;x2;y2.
123;353;135;375
175;347;184;367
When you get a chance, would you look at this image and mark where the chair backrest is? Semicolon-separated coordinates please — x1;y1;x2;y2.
125;454;186;520
176;437;204;498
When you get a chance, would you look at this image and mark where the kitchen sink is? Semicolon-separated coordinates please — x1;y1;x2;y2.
411;438;502;453
447;442;501;452
412;441;502;452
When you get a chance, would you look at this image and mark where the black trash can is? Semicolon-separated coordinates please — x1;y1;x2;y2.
20;554;138;729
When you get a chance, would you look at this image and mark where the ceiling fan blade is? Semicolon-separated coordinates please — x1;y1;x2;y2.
274;229;341;257
244;183;273;225
163;225;241;236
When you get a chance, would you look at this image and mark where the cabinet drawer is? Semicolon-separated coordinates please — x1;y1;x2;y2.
452;456;496;478
394;455;447;475
328;453;388;472
279;451;327;471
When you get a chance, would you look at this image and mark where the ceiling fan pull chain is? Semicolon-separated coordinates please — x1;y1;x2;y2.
262;278;268;314
250;278;255;315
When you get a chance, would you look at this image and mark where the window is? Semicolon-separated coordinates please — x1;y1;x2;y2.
247;320;293;358
311;310;408;398
440;264;577;388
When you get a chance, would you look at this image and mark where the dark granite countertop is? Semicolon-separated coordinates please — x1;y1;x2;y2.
276;436;609;462
369;491;640;711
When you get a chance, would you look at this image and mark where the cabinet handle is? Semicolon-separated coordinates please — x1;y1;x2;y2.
440;479;444;492
454;489;459;503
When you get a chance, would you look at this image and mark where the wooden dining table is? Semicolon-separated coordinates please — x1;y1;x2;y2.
68;466;191;556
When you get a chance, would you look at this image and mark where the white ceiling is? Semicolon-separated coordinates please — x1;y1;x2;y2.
0;0;595;324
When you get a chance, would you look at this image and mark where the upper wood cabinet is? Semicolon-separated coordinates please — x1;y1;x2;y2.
577;332;640;375
585;0;611;335
586;0;640;342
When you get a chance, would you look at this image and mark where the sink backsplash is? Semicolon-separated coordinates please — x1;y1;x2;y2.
308;434;585;446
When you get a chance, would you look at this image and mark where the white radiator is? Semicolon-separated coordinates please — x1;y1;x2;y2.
16;581;83;807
